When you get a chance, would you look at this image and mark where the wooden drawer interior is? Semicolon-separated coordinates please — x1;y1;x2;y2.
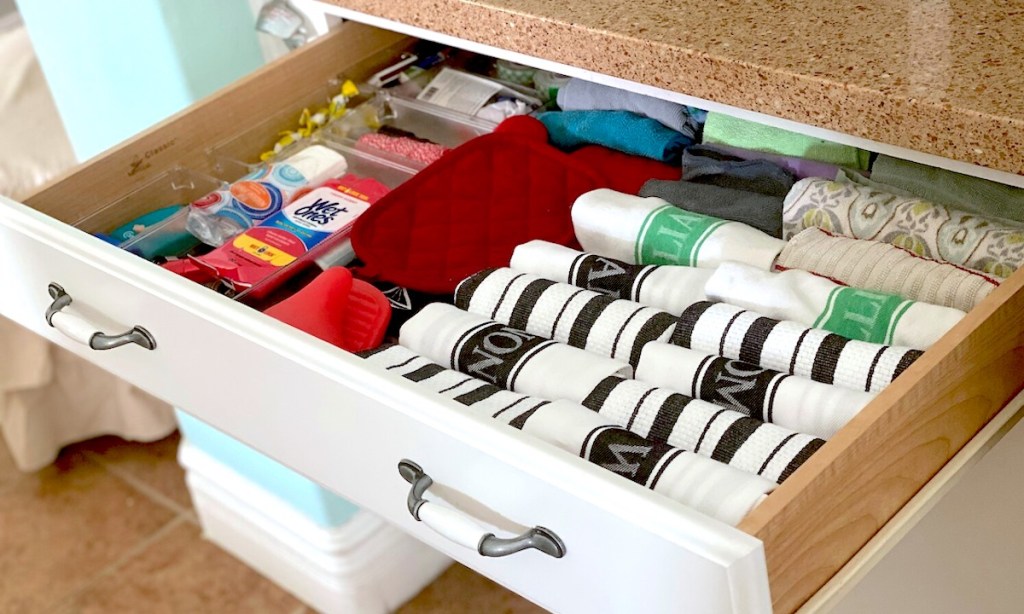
17;20;1024;613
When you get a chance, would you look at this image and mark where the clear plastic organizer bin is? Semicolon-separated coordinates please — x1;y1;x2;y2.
76;167;225;260
98;141;413;307
232;141;416;302
204;76;378;183
322;91;497;167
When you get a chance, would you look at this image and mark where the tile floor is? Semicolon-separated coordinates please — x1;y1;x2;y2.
0;432;546;613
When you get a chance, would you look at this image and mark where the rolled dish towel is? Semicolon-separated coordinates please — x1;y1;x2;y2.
399;303;633;402
782;178;1024;277
871;154;1024;224
572;189;786;269
636;343;875;440
510;240;710;315
556;78;701;139
672;301;923;393
638;179;785;238
702;112;871;171
455;268;678;368
361;344;774;525
580;375;824;483
705;262;965;350
538;110;688;163
776;227;1001;312
686;143;845;182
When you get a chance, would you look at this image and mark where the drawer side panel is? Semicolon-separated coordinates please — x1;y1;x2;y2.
739;267;1024;613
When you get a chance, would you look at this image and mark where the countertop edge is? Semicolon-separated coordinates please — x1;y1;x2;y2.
324;0;1024;177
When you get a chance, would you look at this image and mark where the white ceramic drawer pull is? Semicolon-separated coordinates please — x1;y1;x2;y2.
398;460;566;559
45;283;156;351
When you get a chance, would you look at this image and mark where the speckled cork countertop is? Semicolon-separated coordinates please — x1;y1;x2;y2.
326;0;1024;176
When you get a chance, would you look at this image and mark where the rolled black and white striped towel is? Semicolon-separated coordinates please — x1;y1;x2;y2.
455;267;678;367
636;344;874;439
510;240;709;315
400;303;634;402
580;375;824;483
672;301;923;393
361;344;775;526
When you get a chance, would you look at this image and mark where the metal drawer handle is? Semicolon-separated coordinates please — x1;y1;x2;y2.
398;460;565;559
45;283;156;351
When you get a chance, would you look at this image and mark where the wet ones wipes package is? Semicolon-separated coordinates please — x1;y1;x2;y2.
186;144;349;246
191;176;388;297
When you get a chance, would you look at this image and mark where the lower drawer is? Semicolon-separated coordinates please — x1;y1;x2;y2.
3;19;1024;614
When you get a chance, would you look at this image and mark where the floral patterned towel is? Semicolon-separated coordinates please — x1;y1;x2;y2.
782;178;1024;278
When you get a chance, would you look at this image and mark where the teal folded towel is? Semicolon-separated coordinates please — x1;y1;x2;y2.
538;110;688;163
702;112;871;171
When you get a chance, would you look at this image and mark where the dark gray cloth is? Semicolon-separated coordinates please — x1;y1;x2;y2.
680;145;796;196
639;180;785;238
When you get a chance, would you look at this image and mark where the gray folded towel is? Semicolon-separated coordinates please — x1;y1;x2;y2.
680;145;797;197
639;180;785;238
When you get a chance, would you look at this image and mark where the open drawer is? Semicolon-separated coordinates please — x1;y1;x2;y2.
2;19;1024;614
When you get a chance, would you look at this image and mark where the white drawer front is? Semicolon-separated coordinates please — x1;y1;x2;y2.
0;197;771;613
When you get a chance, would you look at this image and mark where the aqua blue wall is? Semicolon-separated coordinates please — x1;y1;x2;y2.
16;0;265;160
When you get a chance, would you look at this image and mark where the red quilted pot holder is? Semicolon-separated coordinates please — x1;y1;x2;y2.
350;117;606;294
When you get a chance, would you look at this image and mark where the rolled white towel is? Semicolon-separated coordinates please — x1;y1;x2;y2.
399;303;633;403
579;374;824;484
705;262;965;350
636;343;874;439
673;301;923;393
571;188;786;270
511;240;709;315
361;344;774;526
455;267;678;367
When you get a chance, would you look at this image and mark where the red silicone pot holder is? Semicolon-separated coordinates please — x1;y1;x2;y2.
350;118;606;294
265;267;391;352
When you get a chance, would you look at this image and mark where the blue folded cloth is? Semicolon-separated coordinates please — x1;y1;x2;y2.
556;78;705;140
538;110;689;163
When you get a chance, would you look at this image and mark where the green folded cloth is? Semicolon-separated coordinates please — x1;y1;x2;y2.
871;154;1024;223
702;113;871;171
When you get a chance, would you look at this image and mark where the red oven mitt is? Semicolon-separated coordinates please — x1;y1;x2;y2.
350;116;606;294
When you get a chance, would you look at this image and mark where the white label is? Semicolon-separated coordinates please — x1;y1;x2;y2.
417;68;503;115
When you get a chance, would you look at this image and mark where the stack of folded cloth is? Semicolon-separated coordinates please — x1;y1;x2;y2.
399;304;823;485
638;147;797;237
701;112;871;171
685;143;852;182
538;78;711;164
555;78;704;142
360;343;775;526
782;178;1024;279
